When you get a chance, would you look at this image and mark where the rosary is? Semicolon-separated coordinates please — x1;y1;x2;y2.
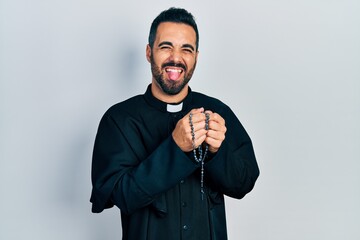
189;112;210;200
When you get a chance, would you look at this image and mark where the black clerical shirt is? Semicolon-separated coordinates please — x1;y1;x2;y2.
90;85;259;240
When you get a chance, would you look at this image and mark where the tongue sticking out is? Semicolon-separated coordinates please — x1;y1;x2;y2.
168;71;180;81
166;69;182;81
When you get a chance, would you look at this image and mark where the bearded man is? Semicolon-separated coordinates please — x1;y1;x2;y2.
90;7;259;240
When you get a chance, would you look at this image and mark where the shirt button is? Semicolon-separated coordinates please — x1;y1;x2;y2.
183;225;188;230
182;202;187;207
180;180;185;184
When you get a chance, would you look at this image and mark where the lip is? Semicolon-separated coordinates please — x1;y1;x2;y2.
164;66;184;81
165;67;184;74
162;62;187;71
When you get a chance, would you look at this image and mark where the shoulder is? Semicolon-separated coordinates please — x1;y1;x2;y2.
192;91;230;113
104;94;144;117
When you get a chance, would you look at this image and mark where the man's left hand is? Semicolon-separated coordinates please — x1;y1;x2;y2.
204;111;227;153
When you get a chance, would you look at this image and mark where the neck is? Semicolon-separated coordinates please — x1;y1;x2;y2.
151;80;189;103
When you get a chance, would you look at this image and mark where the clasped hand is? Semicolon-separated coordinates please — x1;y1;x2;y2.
172;108;227;153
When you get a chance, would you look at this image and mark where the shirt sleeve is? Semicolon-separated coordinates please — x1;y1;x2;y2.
90;112;199;214
204;106;260;199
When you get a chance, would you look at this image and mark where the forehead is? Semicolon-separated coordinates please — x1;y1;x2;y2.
155;22;196;46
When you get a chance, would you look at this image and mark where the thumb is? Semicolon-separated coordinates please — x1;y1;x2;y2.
191;107;204;114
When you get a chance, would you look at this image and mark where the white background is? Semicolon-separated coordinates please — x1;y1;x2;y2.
1;0;359;239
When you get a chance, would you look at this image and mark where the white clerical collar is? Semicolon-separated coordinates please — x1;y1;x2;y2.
167;102;183;113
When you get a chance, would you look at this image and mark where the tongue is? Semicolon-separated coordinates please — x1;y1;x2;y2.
168;71;181;81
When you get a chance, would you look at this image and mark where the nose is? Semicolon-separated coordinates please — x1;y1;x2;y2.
169;48;182;63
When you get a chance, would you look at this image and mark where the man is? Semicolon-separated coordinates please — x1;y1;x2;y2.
90;7;259;240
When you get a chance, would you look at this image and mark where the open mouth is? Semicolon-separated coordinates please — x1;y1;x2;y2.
165;67;184;81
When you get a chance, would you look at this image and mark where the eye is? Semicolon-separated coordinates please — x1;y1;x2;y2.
160;45;171;50
183;48;193;53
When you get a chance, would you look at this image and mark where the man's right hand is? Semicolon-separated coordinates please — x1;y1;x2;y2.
172;108;208;152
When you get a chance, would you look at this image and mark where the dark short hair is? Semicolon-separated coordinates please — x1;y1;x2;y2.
148;7;199;51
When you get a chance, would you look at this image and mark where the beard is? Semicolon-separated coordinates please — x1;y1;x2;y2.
150;54;196;95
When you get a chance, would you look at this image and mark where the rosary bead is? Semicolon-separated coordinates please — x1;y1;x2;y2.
189;112;210;199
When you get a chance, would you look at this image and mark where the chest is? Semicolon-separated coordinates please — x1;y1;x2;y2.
121;111;185;160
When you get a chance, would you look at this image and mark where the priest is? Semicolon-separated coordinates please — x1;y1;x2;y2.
90;7;260;240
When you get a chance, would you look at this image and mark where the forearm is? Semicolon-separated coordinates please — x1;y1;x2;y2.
204;134;259;199
111;136;199;214
91;114;198;214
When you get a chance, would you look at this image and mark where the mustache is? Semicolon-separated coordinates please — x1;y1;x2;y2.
162;62;187;71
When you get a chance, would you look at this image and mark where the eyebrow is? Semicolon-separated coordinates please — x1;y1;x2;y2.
158;41;195;51
182;44;195;51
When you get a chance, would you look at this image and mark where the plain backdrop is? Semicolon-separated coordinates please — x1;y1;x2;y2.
1;0;359;239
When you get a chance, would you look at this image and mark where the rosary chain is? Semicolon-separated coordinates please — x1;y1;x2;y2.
189;111;210;200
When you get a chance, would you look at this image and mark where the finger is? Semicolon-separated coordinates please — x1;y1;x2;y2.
189;128;207;149
190;107;204;115
207;112;225;126
206;129;226;142
208;121;227;133
191;121;208;132
194;133;207;148
189;112;206;124
205;136;221;146
205;128;226;150
190;128;207;142
204;136;222;150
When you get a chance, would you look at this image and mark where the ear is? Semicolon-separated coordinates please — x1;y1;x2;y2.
146;44;151;63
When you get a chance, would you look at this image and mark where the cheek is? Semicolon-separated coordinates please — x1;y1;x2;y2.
185;57;197;68
155;49;170;58
151;54;162;66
